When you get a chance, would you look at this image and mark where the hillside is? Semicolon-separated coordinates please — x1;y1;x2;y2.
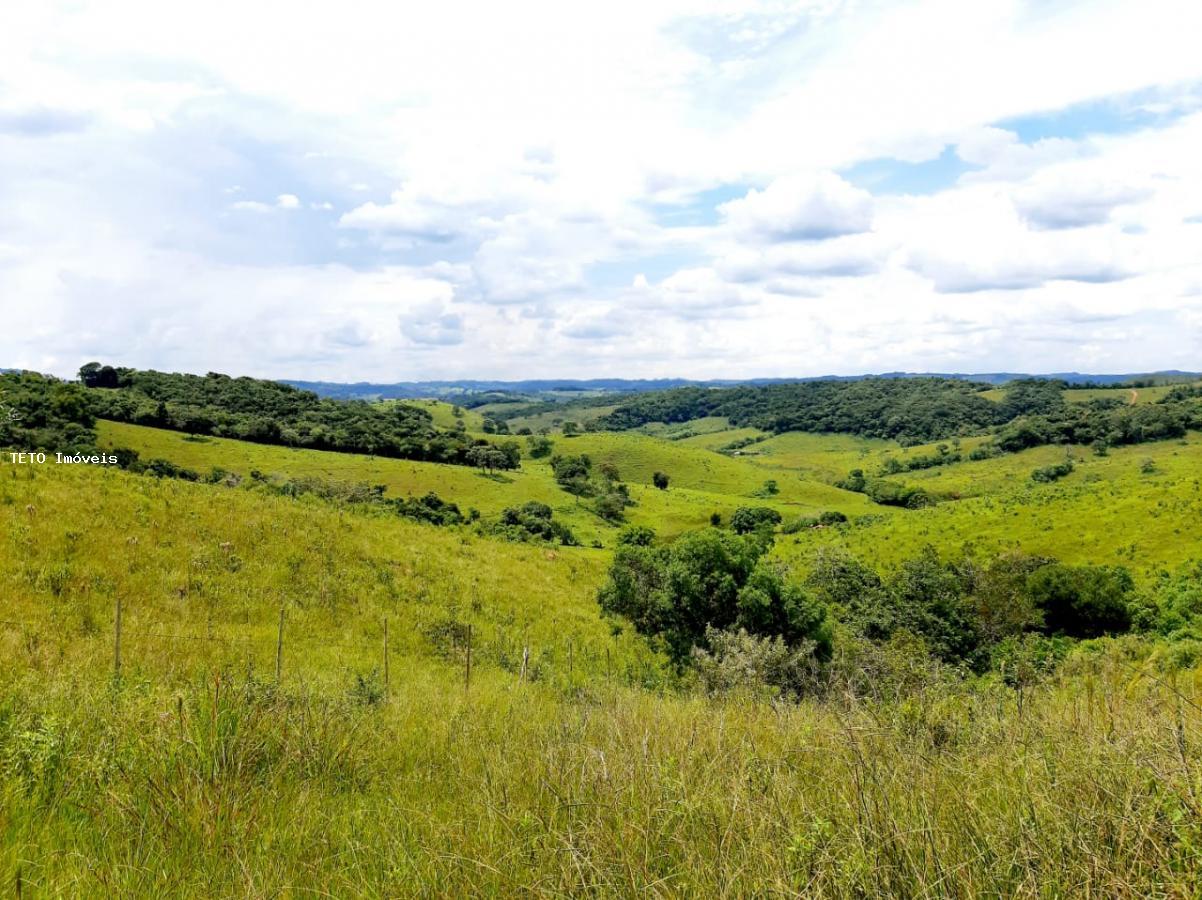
7;371;1202;895
5;463;1202;895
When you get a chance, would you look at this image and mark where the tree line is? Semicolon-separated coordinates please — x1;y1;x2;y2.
599;375;1202;456
78;364;522;469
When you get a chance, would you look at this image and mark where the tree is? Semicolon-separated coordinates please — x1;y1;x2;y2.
652;471;669;490
597;528;832;664
1026;564;1133;638
527;434;554;458
562;421;579;436
551;453;593;495
730;506;782;535
968;553;1050;642
617;525;656;546
594;491;628;523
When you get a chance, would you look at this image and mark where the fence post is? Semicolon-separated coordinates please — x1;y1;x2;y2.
464;623;472;691
275;606;285;684
568;640;573;679
113;597;123;681
383;617;390;700
520;645;530;682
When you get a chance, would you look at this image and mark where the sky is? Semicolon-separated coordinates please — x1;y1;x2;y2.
2;0;1202;382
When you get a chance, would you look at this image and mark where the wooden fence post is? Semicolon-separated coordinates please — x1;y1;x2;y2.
383;618;390;699
464;623;472;691
113;597;123;680
520;645;530;683
275;606;285;684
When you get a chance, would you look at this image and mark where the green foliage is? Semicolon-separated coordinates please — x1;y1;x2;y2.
0;371;98;455
1031;459;1074;483
550;453;592;494
599;377;1003;443
493;501;579;545
78;364;510;468
393;492;465;526
526;434;554;458
617;525;656;546
691;626;822;698
598;528;831;664
781;510;848;533
1026;564;1134;638
836;468;932;508
879;444;961;474
730;506;783;534
652;470;669;490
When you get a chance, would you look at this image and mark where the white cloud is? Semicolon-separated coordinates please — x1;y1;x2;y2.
719;173;874;241
399;300;465;346
4;0;1202;378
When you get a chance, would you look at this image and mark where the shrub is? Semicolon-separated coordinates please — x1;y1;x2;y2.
493;502;579;546
1031;460;1074;483
616;525;656;546
598;528;831;664
1026;564;1133;638
691;627;822;698
730;506;783;534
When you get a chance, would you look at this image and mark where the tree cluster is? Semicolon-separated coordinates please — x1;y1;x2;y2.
78;364;520;469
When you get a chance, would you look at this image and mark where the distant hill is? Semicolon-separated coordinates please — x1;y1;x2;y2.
282;371;1201;401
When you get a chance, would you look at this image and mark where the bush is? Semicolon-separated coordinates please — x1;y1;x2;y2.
730;506;783;534
492;502;579;546
616;525;656;546
393;492;464;526
1026;564;1133;638
1031;460;1074;483
598;528;832;664
691;627;822;698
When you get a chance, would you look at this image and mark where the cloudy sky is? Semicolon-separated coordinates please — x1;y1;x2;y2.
3;0;1202;381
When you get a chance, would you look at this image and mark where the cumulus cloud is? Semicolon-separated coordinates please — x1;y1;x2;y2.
719;173;874;242
4;0;1202;378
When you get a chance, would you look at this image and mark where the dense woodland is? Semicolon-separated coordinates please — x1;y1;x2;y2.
77;363;517;468
600;375;1202;453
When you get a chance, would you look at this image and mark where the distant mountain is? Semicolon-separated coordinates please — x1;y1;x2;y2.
282;371;1201;401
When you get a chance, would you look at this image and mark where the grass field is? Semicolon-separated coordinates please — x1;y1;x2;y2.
778;436;1202;579
96;421;879;544
4;463;1202;896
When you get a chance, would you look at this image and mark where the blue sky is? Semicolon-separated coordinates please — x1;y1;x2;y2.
2;0;1202;381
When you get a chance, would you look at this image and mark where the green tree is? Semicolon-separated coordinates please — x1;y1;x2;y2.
730;506;782;535
598;528;831;664
652;471;669;490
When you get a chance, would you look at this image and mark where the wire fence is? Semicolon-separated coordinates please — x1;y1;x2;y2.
0;601;649;694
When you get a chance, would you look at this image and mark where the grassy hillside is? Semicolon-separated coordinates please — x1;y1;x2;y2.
98;416;1202;579
778;436;1202;579
97;421;878;543
4;464;1202;896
